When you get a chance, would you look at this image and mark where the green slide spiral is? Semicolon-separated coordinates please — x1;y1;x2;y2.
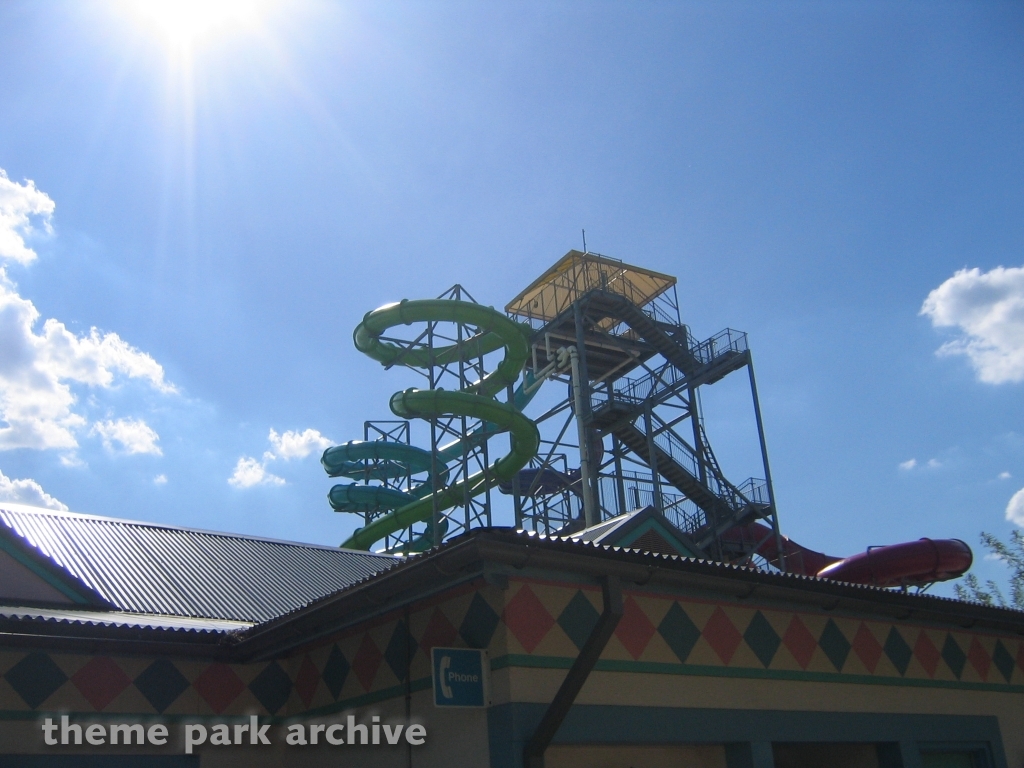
335;299;540;551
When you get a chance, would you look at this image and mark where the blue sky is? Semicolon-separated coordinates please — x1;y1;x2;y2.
0;1;1021;596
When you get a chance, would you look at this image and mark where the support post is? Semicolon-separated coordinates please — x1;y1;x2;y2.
428;321;442;549
523;575;623;768
572;301;599;527
746;356;784;571
644;404;663;514
569;347;599;527
509;382;524;528
610;383;627;516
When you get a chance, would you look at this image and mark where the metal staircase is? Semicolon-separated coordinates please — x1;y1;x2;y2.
504;250;784;565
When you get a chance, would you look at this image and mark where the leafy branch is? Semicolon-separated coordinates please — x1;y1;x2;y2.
954;530;1024;609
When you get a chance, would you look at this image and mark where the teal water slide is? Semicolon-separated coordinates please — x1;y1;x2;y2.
325;299;542;551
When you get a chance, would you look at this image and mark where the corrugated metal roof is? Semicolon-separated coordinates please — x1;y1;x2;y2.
0;504;397;623
0;605;253;633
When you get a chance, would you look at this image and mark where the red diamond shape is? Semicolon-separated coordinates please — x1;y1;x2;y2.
503;585;555;654
615;596;657;660
782;616;817;670
702;607;743;664
294;655;320;708
193;663;245;714
352;634;383;692
419;608;459;653
71;657;131;711
914;632;941;678
852;623;883;673
968;637;990;681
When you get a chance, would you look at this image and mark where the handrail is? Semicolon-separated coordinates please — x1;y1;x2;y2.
591;327;749;412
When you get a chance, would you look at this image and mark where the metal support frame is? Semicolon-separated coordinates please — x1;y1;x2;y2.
572;301;600;527
506;252;783;572
339;253;785;570
335;283;510;552
746;355;785;571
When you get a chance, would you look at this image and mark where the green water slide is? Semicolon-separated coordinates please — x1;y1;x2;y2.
329;299;541;551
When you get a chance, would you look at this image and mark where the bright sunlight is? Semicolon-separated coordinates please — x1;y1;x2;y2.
127;0;269;49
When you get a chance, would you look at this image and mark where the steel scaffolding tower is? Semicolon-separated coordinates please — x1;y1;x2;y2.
502;250;785;567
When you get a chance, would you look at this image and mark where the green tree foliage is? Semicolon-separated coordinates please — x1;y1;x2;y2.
954;531;1024;609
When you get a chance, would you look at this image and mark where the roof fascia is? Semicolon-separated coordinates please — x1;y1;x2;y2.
0;616;236;658
235;531;1024;662
234;538;492;661
6;531;1020;662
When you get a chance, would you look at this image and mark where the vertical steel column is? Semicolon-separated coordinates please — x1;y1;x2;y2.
508;381;524;528
609;381;627;517
428;321;442;549
570;348;598;527
747;355;785;571
572;301;599;527
644;404;663;514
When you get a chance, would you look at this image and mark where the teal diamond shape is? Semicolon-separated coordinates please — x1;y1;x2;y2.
557;591;600;651
5;652;67;709
941;635;966;679
992;640;1015;683
460;593;500;649
743;611;781;668
248;662;292;715
322;646;349;700
384;620;413;682
134;659;189;713
818;619;851;671
657;603;701;663
884;628;913;676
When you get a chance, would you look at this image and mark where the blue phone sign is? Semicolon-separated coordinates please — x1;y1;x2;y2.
431;648;489;707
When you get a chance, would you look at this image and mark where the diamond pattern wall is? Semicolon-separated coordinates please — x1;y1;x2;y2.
2;576;1023;721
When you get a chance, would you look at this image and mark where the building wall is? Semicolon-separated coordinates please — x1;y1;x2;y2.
1;573;1022;767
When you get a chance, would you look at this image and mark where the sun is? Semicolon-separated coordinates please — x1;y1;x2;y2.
128;0;267;49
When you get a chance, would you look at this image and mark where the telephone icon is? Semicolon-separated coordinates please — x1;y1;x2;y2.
439;655;453;699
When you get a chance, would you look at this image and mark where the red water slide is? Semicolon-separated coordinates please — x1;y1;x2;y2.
722;522;973;588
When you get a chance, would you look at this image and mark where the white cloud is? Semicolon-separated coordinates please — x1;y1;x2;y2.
1006;487;1024;527
229;426;332;488
0;170;54;265
0;467;67;510
0;167;176;452
898;457;945;472
91;418;162;455
999;471;1012;480
267;428;332;460
153;474;167;485
228;456;284;488
921;266;1024;384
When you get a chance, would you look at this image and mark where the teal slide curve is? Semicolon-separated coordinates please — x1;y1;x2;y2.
329;299;541;551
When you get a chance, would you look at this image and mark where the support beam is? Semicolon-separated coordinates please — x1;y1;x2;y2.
572;302;600;526
523;575;623;768
747;356;784;571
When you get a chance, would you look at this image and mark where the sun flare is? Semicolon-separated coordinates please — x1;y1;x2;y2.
128;0;267;48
